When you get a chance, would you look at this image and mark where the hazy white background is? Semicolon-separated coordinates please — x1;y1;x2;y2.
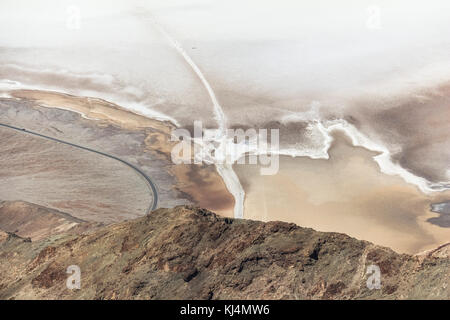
1;0;449;123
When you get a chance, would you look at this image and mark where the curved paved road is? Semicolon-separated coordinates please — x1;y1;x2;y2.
0;122;158;213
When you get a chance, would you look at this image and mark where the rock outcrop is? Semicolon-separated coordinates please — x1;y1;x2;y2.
0;206;448;299
0;201;85;241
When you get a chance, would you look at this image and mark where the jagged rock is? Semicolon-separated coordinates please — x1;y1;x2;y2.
0;206;448;299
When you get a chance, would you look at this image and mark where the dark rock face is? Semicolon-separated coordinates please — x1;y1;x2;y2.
0;206;449;300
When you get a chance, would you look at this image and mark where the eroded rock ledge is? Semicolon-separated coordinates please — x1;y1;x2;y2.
0;205;448;299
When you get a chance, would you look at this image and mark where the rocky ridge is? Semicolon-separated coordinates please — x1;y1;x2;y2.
0;205;448;299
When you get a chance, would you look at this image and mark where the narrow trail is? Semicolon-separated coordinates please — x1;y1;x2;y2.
150;19;227;135
150;18;245;218
0;122;158;213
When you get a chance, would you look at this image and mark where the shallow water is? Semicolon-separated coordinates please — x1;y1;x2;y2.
235;133;450;254
0;1;449;245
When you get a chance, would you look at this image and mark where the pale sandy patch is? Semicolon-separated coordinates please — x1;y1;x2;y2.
10;89;173;133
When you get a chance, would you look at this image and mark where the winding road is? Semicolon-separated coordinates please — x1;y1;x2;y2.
0;122;158;213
